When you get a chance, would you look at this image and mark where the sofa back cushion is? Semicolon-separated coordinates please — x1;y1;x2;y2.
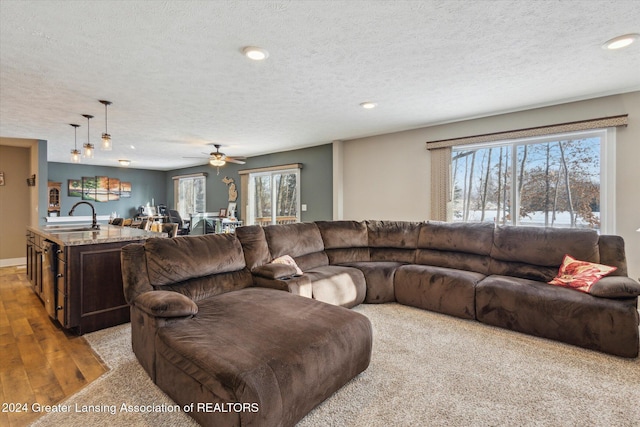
140;234;253;302
416;221;494;274
316;220;370;264
235;225;271;270
143;234;246;282
598;235;628;277
264;222;329;270
366;220;421;263
489;226;600;281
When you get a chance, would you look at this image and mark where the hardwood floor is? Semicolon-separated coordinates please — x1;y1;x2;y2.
0;266;108;427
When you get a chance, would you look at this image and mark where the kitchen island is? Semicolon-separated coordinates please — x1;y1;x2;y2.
26;224;166;334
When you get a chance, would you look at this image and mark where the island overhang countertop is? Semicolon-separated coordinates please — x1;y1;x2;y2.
28;224;167;246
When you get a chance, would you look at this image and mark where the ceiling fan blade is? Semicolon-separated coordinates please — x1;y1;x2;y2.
226;158;246;164
183;156;209;159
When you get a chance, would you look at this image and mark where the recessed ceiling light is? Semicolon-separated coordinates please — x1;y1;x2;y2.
602;33;639;50
118;159;131;166
243;46;269;60
360;102;377;109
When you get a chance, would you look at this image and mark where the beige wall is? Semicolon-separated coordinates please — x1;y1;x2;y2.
339;92;640;280
0;144;31;264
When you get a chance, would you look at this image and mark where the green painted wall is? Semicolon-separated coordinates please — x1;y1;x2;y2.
48;162;167;218
166;144;333;222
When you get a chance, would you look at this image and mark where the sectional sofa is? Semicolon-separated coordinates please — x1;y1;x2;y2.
121;220;640;426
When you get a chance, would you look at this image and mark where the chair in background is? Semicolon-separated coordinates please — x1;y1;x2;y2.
167;209;190;235
139;218;150;231
161;222;178;238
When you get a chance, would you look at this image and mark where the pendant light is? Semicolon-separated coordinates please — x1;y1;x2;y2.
99;100;112;150
82;114;94;158
70;123;81;163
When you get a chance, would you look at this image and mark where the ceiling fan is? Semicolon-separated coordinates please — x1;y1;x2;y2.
184;144;246;173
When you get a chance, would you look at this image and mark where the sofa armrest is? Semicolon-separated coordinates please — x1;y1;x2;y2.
252;263;298;279
132;290;199;318
589;276;640;298
254;275;313;298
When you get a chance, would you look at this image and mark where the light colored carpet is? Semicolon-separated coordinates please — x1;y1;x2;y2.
32;303;640;427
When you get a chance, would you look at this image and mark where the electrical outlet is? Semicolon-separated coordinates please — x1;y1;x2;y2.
301;204;307;212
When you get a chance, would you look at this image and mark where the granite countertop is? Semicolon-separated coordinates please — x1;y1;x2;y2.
28;224;167;246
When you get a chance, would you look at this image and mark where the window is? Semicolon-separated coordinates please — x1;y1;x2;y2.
451;129;614;232
173;173;206;219
247;168;300;226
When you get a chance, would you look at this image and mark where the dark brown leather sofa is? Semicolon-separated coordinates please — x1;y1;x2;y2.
236;220;640;358
121;220;639;426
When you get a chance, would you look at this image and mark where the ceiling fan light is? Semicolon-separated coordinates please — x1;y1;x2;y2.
210;158;226;167
118;159;130;166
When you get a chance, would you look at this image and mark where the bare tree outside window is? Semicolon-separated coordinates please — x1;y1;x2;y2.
452;132;602;230
249;169;300;226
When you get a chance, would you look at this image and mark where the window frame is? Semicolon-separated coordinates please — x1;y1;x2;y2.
247;167;301;226
172;173;207;220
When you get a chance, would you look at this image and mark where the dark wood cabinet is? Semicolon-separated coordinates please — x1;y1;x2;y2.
26;230;44;298
26;226;155;334
59;241;133;333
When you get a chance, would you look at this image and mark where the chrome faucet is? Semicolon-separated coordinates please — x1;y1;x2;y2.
68;201;100;229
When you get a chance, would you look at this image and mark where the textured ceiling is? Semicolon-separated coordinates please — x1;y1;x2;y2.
1;0;639;170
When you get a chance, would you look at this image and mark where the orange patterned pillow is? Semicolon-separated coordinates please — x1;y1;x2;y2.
270;255;303;275
548;254;617;293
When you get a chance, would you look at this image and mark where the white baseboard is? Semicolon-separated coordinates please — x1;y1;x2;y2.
0;257;27;268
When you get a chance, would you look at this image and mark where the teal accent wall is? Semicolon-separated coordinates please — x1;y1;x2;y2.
166;144;333;222
37;140;48;225
48;162;167;218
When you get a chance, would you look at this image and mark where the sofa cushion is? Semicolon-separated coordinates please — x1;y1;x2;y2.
133;290;198;318
548;254;617;293
395;264;484;319
366;220;421;248
235;225;271;270
144;234;247;287
155;287;372;427
588;276;640;298
304;265;366;308
162;269;254;302
264;222;324;259
316;220;370;264
489;226;600;281
316;220;369;249
340;261;402;303
476;275;640;358
416;222;494;274
418;221;494;255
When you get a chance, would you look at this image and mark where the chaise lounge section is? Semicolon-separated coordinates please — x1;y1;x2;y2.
121;233;372;427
